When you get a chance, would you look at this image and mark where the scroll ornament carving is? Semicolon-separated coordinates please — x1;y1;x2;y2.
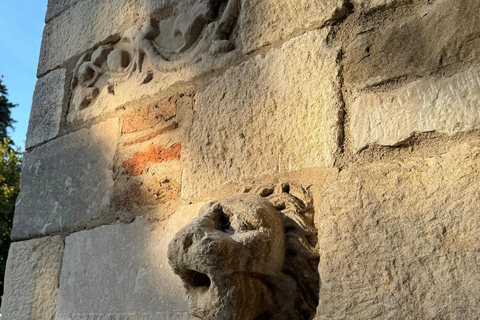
168;183;320;320
70;0;239;112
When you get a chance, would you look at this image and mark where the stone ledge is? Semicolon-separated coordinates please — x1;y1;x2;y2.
351;67;480;151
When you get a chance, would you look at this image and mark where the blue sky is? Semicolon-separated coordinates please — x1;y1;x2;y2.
0;0;48;149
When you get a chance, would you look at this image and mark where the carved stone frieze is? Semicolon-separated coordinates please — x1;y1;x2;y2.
168;183;320;320
69;0;239;118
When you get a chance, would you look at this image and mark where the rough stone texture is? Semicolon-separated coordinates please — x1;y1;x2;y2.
240;0;346;53
45;0;81;22
345;0;480;89
352;0;412;13
112;158;184;215
351;67;480;151
112;93;192;215
124;123;178;146
39;0;237;77
183;29;341;198
120;143;181;176
25;69;66;149
65;49;237;124
122;95;180;134
10;0;480;318
39;0;178;76
12;118;118;240
114;177;181;207
1;236;63;320
55;204;205;320
315;140;480;319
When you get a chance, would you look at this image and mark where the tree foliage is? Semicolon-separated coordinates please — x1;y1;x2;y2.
0;139;21;293
0;77;16;142
0;77;21;298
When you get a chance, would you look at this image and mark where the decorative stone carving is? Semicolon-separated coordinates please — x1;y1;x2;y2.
168;183;319;320
70;0;239;114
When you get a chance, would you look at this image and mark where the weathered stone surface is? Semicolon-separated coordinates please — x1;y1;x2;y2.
114;177;181;208
113;93;191;214
352;0;412;13
124;123;178;146
120;143;181;176
183;29;341;198
12;0;480;318
1;236;63;320
169;184;319;320
40;0;239;77
240;0;345;53
351;67;480;151
39;0;148;76
45;0;81;22
345;0;480;88
55;204;205;320
122;95;179;134
66;49;237;124
315;140;480;319
25;69;66;149
112;157;184;215
12;118;118;240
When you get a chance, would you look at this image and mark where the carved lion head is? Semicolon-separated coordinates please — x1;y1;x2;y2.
168;183;319;320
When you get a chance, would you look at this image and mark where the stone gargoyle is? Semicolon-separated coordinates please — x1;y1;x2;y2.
168;183;320;320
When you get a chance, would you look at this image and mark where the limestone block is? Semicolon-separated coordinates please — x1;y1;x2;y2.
345;0;480;88
12;118;118;240
240;0;345;53
54;204;205;320
45;0;81;22
1;236;63;320
351;67;480;151
183;29;341;198
25;69;66;149
315;140;480;319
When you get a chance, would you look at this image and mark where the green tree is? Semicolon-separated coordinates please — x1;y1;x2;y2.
0;77;22;299
0;139;21;295
0;77;16;142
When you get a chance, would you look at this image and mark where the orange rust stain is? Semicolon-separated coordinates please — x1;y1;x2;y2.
120;143;181;176
124;123;179;146
122;95;179;133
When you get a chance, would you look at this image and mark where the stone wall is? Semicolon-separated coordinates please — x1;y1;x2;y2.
2;0;479;319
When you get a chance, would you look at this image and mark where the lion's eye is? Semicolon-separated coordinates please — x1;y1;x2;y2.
217;211;235;234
